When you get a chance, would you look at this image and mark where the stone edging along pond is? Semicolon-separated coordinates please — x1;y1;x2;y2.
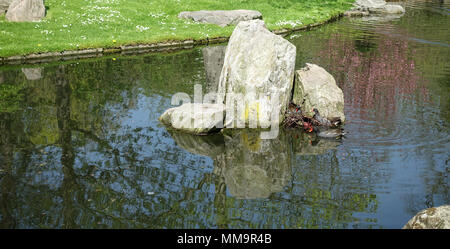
0;14;343;66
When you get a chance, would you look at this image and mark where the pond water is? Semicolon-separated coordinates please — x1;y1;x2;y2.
0;0;448;228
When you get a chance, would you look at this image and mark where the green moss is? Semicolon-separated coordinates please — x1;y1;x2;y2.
0;0;355;57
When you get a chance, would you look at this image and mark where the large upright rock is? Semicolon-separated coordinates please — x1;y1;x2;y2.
6;0;45;22
0;0;13;14
403;205;450;229
217;19;296;128
178;10;262;27
292;63;345;122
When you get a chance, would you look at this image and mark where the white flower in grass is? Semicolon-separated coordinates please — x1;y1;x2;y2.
136;25;150;32
275;20;303;27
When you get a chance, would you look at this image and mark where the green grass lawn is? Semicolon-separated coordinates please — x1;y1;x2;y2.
0;0;354;57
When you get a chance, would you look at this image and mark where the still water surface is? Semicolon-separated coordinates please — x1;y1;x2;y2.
0;0;448;228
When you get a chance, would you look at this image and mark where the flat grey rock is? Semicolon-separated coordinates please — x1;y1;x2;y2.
178;10;262;27
159;103;226;135
6;0;45;22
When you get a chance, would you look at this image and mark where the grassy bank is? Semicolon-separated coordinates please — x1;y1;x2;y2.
0;0;354;58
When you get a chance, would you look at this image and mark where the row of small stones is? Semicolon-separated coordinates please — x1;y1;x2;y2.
0;15;342;65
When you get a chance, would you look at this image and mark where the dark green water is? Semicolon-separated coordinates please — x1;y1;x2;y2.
0;1;448;228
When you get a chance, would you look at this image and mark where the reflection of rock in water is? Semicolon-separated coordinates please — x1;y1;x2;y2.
354;33;378;53
168;130;225;158
21;67;43;81
287;130;341;155
360;13;404;23
202;45;226;94
222;130;292;199
0;72;4;84
168;128;340;199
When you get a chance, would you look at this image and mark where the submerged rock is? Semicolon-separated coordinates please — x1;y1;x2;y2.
403;205;450;229
159;103;226;135
292;63;345;122
6;0;45;22
178;10;262;27
217;19;296;128
0;0;12;14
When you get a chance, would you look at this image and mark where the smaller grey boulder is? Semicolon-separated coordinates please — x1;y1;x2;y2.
403;205;450;229
178;10;262;27
292;63;345;122
379;4;405;14
6;0;45;22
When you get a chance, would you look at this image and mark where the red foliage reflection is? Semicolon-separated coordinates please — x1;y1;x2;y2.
317;33;429;119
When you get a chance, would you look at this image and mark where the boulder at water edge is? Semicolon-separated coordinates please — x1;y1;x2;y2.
347;0;405;16
159;103;226;135
0;0;12;14
403;205;450;229
6;0;45;22
178;10;262;27
217;19;296;128
292;63;345;122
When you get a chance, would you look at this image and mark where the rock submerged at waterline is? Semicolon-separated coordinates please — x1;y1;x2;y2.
159;103;226;135
403;205;450;229
217;19;296;128
178;10;262;27
292;63;345;122
6;0;45;22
